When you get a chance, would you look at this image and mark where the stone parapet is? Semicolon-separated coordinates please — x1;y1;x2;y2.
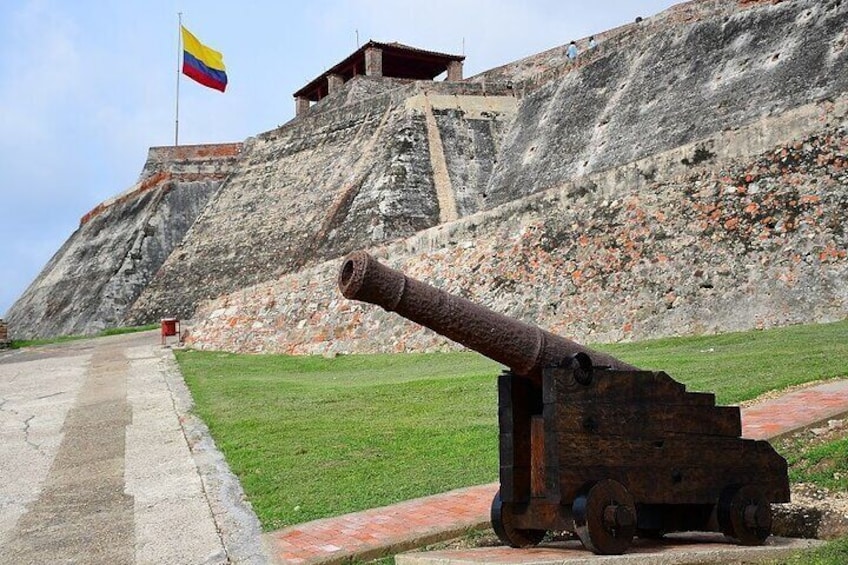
81;143;243;226
0;319;9;348
293;76;516;121
145;143;242;163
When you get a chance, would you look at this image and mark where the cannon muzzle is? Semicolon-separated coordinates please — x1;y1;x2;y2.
339;251;637;380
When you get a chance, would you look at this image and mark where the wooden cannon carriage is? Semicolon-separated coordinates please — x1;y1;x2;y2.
338;251;790;555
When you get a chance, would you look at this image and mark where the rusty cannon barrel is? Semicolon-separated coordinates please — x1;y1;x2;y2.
338;251;638;380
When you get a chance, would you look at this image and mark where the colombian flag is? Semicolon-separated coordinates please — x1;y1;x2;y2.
181;26;227;92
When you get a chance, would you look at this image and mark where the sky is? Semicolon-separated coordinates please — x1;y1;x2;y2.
0;0;680;318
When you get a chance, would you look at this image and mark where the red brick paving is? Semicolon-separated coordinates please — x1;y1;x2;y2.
741;379;848;440
264;483;495;565
263;379;848;565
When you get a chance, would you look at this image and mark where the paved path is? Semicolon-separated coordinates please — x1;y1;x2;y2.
741;379;848;439
263;378;848;565
0;331;266;564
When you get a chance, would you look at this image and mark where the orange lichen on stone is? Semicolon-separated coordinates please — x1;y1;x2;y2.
819;245;847;263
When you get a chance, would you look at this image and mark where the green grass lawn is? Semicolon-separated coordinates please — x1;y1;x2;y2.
9;323;159;349
778;535;848;565
176;319;848;531
178;351;501;530
783;435;848;493
599;319;848;404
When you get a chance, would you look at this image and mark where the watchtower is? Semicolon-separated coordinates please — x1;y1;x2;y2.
293;40;465;117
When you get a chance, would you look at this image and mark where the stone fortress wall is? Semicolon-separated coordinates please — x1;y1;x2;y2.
7;0;847;344
479;0;848;208
132;0;848;330
184;94;848;354
6;143;242;338
183;0;848;353
126;80;519;324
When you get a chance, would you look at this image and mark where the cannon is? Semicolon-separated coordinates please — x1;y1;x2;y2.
338;251;790;555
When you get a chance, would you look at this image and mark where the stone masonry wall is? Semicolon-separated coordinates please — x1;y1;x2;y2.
6;143;242;339
9;0;848;342
481;0;848;210
127;81;518;324
293;75;516;122
469;0;735;87
184;118;847;354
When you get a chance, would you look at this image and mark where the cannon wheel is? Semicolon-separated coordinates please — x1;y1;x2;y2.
491;491;546;548
718;485;772;545
572;479;637;555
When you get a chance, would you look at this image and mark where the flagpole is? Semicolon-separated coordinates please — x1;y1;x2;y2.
175;12;182;146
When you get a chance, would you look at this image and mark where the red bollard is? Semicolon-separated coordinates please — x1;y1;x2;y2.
160;318;180;346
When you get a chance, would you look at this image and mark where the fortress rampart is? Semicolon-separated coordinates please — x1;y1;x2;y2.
186;113;847;354
80;143;242;226
6;143;242;338
7;0;847;343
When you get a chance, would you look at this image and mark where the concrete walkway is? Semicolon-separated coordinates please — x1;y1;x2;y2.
398;534;823;565
263;378;848;565
0;331;267;564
